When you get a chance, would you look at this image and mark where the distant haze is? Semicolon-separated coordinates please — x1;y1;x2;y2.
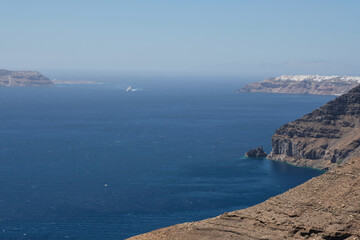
1;0;359;77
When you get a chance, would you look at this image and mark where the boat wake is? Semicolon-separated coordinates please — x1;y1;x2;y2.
126;86;142;92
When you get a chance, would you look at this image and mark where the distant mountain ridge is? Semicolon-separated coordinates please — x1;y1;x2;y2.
0;69;53;87
238;75;360;95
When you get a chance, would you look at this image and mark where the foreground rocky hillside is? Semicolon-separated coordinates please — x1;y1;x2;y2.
0;69;53;87
128;157;360;240
238;75;360;96
269;84;360;170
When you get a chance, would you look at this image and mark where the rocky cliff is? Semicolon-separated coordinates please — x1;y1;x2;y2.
238;75;360;96
0;69;53;87
128;157;360;240
269;84;360;170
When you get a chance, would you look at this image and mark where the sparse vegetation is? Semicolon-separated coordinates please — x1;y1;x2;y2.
337;158;344;165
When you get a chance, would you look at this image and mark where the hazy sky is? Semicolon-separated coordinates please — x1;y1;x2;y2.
1;0;359;76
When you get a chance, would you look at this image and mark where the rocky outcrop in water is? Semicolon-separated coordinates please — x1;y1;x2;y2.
237;75;360;96
268;84;360;170
245;146;268;158
0;69;53;87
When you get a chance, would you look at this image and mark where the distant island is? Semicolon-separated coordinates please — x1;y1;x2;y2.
237;75;360;96
0;69;103;87
0;69;53;87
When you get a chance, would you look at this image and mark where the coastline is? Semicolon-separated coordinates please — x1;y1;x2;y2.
266;156;328;172
128;84;360;239
266;155;333;171
128;157;360;239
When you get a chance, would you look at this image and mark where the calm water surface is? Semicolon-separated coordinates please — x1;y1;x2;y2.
0;81;333;239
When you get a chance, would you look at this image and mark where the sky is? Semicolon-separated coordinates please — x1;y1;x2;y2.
0;0;359;76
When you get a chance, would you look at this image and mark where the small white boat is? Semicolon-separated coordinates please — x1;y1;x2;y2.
126;86;133;92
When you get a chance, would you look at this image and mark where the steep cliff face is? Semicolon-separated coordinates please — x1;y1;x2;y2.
269;84;360;170
128;157;360;240
0;69;53;87
238;75;360;96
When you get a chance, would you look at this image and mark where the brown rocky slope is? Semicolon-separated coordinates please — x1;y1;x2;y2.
269;84;360;170
0;69;53;87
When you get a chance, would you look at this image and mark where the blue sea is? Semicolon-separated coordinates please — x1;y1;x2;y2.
0;76;333;239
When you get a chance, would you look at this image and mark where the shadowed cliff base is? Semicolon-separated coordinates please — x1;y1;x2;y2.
128;157;360;240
